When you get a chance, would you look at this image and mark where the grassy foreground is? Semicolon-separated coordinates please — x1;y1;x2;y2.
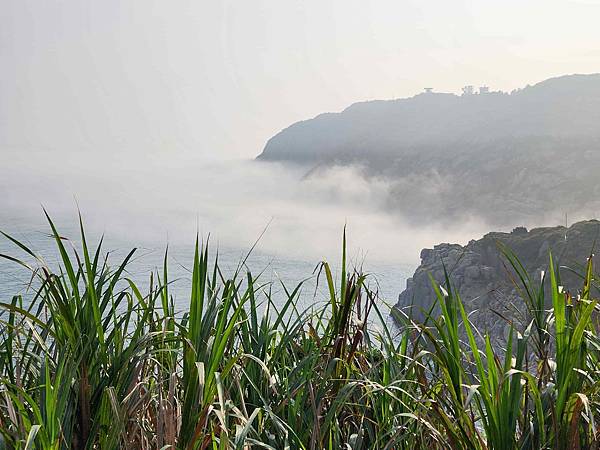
0;215;599;449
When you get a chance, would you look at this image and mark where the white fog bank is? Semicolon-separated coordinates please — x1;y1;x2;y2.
1;149;489;268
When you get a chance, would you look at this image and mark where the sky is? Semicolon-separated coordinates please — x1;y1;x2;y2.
2;0;600;160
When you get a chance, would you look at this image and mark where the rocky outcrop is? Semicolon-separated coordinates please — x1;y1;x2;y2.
394;220;600;338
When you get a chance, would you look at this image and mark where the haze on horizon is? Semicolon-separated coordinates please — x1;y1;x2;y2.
3;0;600;160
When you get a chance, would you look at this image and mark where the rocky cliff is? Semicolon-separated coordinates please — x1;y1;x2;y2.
394;220;600;338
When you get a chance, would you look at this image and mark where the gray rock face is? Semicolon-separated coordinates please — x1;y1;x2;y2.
394;220;600;338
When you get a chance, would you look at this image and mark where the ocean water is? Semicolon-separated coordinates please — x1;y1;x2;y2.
1;153;429;321
0;212;412;323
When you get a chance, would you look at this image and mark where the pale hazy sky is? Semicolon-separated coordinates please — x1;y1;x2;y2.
3;0;600;160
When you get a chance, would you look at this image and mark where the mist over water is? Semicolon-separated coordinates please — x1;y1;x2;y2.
1;146;491;310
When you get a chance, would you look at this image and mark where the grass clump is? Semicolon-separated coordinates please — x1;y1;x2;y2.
0;214;599;449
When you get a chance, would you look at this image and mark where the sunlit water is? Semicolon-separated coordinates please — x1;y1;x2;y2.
0;213;412;328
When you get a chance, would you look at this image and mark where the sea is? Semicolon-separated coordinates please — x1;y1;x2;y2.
1;151;484;328
0;213;411;331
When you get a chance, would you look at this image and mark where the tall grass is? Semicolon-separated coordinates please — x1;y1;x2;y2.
0;215;599;448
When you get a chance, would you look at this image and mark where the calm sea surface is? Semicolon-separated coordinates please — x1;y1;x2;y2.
0;214;412;324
